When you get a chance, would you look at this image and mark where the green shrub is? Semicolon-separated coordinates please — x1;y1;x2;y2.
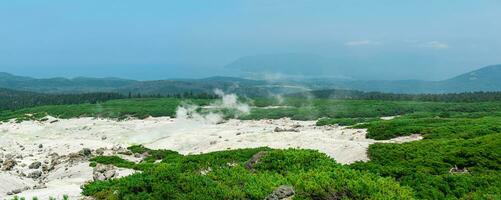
83;148;413;200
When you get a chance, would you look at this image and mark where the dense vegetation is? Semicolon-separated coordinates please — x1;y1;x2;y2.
310;103;501;199
351;134;501;199
0;98;213;122
290;89;501;102
0;88;124;111
83;147;413;199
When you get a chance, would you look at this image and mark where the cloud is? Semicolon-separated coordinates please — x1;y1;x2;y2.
345;40;382;46
419;41;449;49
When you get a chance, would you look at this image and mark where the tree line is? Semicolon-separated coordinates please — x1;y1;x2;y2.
0;88;124;110
290;89;501;102
1;88;220;111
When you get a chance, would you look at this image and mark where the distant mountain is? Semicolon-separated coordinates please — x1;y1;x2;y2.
1;64;501;95
439;64;501;92
294;64;501;94
224;53;455;80
0;73;309;96
0;72;136;93
225;53;351;79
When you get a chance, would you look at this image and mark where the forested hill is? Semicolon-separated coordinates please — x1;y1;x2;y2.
0;72;295;96
289;89;501;102
0;88;123;110
1;64;501;95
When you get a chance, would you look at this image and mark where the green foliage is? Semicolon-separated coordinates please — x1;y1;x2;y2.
83;148;413;200
356;116;501;140
352;133;501;199
90;156;137;169
0;87;123;111
292;89;501;102
0;98;211;122
316;117;378;126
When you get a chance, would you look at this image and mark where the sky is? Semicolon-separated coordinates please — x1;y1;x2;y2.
1;0;501;80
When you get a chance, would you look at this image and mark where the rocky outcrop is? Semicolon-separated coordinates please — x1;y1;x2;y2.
29;161;42;169
27;170;42;179
274;127;299;132
93;164;117;181
266;185;295;200
1;158;17;171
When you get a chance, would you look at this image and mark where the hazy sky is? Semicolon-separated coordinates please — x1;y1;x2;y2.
1;0;501;80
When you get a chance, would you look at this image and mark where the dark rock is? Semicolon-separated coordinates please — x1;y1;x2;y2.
28;171;42;179
274;127;299;133
80;148;92;156
7;188;23;195
29;161;42;169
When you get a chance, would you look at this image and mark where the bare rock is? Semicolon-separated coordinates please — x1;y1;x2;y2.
266;185;295;200
33;183;47;189
245;151;267;170
1;158;16;171
274;127;299;133
28;170;42;179
7;188;22;195
96;148;105;155
104;169;116;179
29;161;42;169
80;148;92;156
93;164;117;181
93;173;106;181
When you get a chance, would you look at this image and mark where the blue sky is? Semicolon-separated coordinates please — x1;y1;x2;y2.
1;0;500;80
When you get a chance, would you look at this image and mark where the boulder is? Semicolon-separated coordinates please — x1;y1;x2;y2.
29;161;42;169
1;158;16;171
28;171;42;179
93;164;117;181
80;148;92;156
274;127;299;133
266;185;295;200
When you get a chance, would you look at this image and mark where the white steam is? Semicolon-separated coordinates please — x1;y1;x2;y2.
213;89;250;114
175;89;251;124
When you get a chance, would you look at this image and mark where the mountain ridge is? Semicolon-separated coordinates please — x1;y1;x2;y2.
1;64;501;95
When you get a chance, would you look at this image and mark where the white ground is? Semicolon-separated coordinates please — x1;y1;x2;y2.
0;116;421;199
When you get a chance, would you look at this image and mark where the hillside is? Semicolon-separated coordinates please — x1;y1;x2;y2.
0;72;136;93
1;64;501;95
440;64;501;92
0;73;309;96
0;88;123;110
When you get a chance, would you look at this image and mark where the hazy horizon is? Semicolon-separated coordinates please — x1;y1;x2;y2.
1;1;501;80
